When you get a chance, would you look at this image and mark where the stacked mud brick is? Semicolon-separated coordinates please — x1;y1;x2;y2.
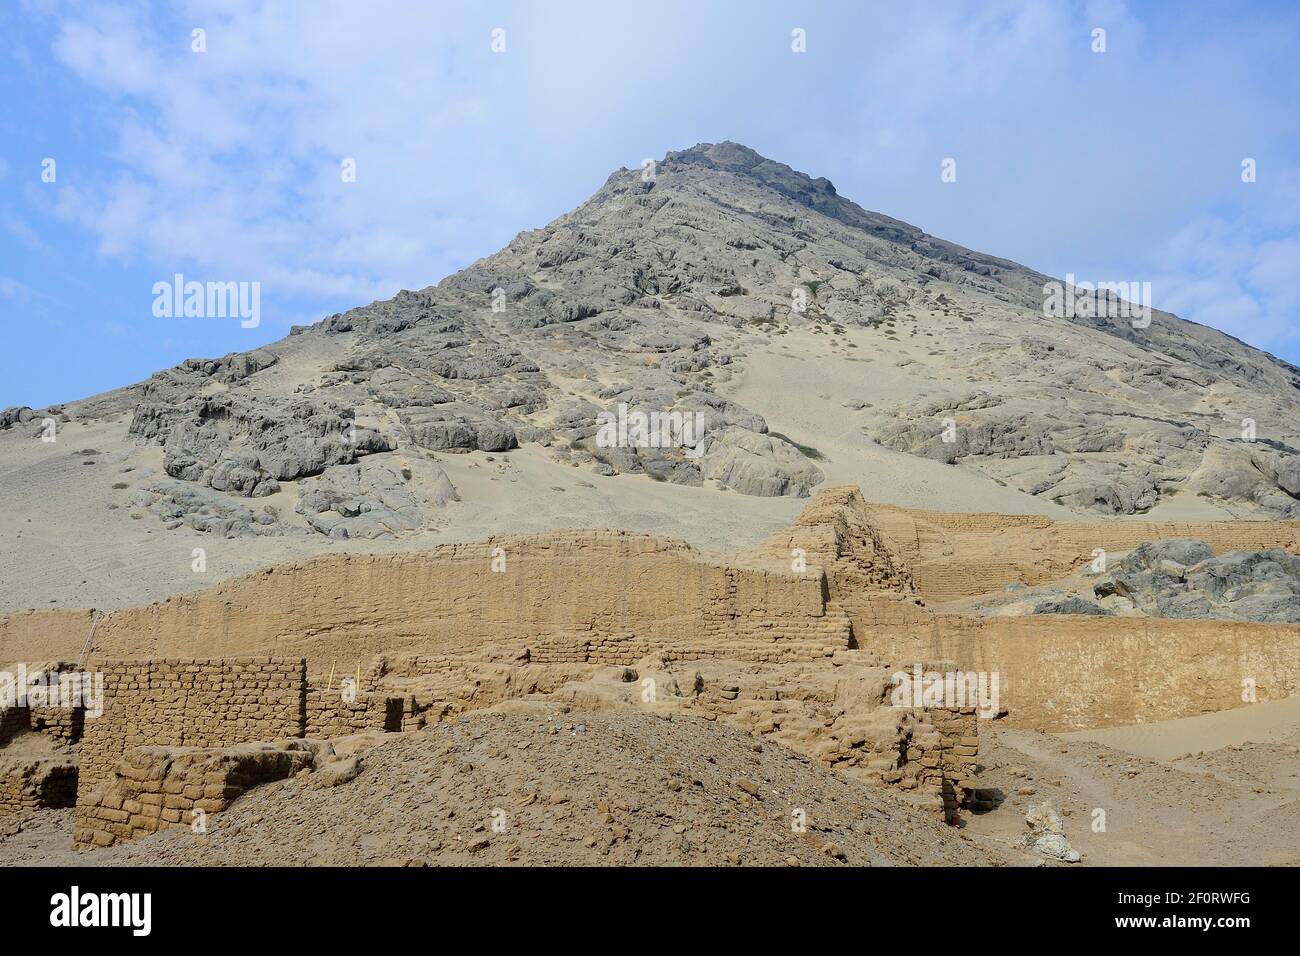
304;686;407;736
0;664;87;746
906;707;980;822
531;636;594;664
366;654;458;679
532;616;852;667
78;657;307;793
0;669;86;834
70;657;429;848
0;757;78;833
0;705;28;747
73;741;316;848
826;707;979;823
26;703;84;743
586;632;641;665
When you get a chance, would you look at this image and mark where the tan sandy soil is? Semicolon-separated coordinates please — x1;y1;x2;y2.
1059;694;1300;761
720;327;1252;523
0;414;805;614
964;720;1300;867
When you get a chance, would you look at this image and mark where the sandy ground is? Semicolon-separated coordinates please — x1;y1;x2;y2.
0;414;803;614
723;329;1077;516
966;694;1300;865
965;725;1300;867
1059;694;1300;761
721;326;1243;522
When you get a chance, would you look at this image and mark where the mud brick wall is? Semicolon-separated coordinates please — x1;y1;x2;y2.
1;704;84;746
6;486;1299;735
78;657;307;793
24;532;840;666
304;687;406;736
907;707;979;820
27;705;84;743
532;637;593;665
0;706;28;747
829;708;977;823
587;633;641;665
0;757;78;829
74;742;314;849
867;613;1300;730
0;674;87;745
367;654;458;679
531;613;853;667
816;705;979;823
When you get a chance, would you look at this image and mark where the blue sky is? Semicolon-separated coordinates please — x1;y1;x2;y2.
3;0;1299;409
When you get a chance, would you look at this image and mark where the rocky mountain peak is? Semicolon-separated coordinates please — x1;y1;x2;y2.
7;142;1300;549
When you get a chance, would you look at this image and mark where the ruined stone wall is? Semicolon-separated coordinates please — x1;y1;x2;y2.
303;687;406;736
77;658;307;794
74;742;314;849
0;757;78;830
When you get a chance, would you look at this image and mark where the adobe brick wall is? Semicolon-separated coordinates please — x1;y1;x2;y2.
73;742;315;849
304;686;406;736
0;705;28;748
4;532;840;666
751;486;1300;729
0;663;88;745
0;757;78;832
77;657;307;795
27;705;84;743
864;500;1300;602
866;613;1300;730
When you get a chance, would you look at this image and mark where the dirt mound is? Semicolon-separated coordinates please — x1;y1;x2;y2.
10;712;1009;867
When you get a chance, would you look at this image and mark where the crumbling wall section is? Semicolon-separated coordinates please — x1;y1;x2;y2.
304;687;407;736
0;757;78;833
73;741;315;849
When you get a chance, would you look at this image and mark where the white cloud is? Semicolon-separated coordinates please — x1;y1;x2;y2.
35;0;1300;365
48;1;515;304
1149;218;1299;355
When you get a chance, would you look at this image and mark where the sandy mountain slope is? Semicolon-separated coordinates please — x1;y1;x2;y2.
3;141;1299;612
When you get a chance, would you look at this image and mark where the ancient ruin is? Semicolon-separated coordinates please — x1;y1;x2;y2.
3;484;1297;852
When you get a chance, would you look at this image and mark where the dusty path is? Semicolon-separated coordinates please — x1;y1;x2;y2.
1060;695;1300;761
965;726;1300;866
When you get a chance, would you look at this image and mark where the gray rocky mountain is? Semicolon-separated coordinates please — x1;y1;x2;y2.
4;141;1300;544
981;537;1300;624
